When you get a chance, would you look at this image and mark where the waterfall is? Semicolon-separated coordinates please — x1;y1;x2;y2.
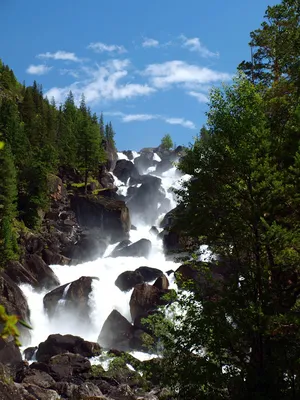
20;151;190;358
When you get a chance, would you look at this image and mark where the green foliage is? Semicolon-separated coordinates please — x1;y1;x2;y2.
161;133;173;150
0;305;32;346
151;3;300;395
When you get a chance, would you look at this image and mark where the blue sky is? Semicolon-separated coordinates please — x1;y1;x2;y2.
0;0;278;151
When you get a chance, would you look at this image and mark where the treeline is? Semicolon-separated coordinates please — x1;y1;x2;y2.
0;62;116;266
150;1;300;399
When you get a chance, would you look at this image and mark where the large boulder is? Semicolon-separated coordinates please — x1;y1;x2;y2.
109;239;132;257
24;254;60;290
134;150;156;174
98;165;117;190
98;310;146;352
153;275;169;291
113;159;140;184
0;338;22;369
4;260;37;287
130;283;169;321
64;232;108;263
43;276;98;321
48;353;92;382
36;334;101;364
21;369;56;389
155;159;173;175
135;267;163;282
115;271;144;292
0;272;31;344
70;195;131;244
111;239;152;258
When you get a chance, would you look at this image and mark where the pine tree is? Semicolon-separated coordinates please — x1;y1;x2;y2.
0;142;19;265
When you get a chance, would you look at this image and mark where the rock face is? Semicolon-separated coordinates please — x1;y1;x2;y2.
70;195;130;244
130;283;169;321
111;239;152;258
24;254;60;290
0;272;31;344
134;150;156;174
35;334;101;364
113;159;140;183
103;139;118;172
43;276;97;321
127;176;165;225
153;274;169;290
98;310;146;352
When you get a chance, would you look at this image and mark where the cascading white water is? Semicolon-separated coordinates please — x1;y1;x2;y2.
20;152;190;356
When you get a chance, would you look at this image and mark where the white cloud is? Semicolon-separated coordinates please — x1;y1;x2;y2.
164;117;195;129
107;111;195;129
38;51;81;62
180;35;219;58
188;91;209;103
143;60;231;89
142;38;159;48
59;68;80;78
26;64;52;75
87;42;127;54
45;59;155;105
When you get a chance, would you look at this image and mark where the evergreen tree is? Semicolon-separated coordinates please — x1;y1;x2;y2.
160;133;173;150
0;142;18;265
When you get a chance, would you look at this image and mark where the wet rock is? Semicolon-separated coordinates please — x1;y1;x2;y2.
108;383;137;400
22;369;56;389
103;139;118;172
127;176;164;225
23;347;37;361
111;239;152;259
98;310;146;352
65;233;108;263
159;208;176;229
42;248;70;266
155;159;173;175
130;283;168;321
99;165;117;190
134;150;156;174
122;150;134;160
109;239;132;257
135;267;163;282
114;159;140;183
43;276;98;322
4;260;37;287
70;195;130;244
149;226;159;236
24;254;60;290
36;334;101;364
153;275;169;291
0;272;31;344
115;271;144;292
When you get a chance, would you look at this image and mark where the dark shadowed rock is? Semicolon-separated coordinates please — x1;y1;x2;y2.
21;383;60;399
130;283;169;321
155;159;173;175
48;353;91;381
4;260;37;287
149;226;159;236
70;195;130;244
21;369;56;389
103;139;118;172
153;275;169;290
98;165;117;190
122;150;134;160
36;334;101;364
43;276;98;322
159;208;176;229
65;233;108;263
0;272;31;344
111;239;152;258
98;310;145;352
134;151;156;174
0;338;22;368
113;159;140;183
41;248;70;266
24;254;60;290
23;347;37;361
109;239;132;257
135;267;163;282
115;271;144;292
